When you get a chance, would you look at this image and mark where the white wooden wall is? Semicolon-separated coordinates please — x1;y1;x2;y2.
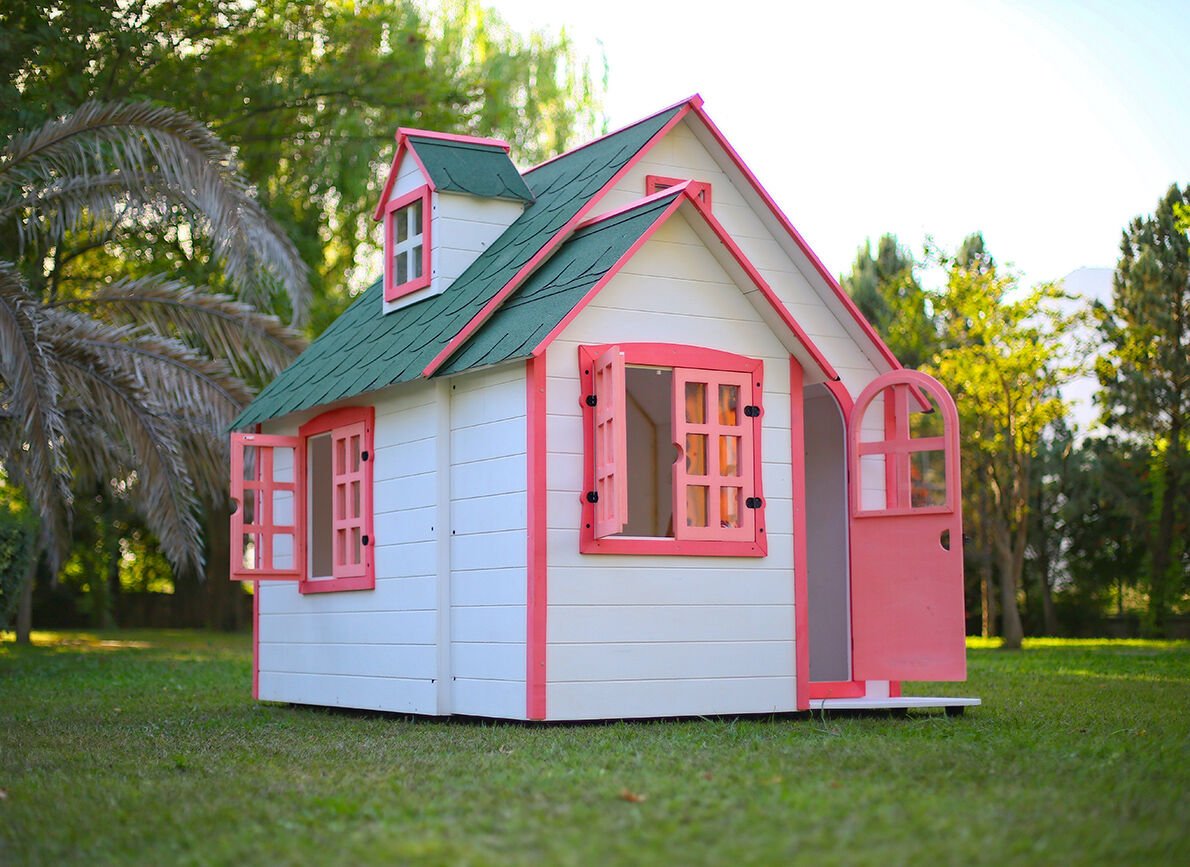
447;365;529;719
383;152;524;314
256;382;442;714
544;213;797;719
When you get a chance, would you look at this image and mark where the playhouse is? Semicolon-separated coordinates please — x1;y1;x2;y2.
229;95;979;720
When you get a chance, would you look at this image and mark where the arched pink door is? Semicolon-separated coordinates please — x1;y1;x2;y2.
848;370;967;682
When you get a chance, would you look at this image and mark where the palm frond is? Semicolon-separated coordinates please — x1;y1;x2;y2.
0;261;72;568
53;275;306;381
49;331;203;575
0;101;309;321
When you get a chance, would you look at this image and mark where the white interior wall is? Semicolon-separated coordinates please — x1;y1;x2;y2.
544;213;797;720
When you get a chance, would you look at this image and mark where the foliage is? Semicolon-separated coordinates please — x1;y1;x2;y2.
0;102;307;579
1;0;604;333
1;631;1187;864
927;238;1085;646
0;479;38;630
1095;183;1190;628
840;234;937;368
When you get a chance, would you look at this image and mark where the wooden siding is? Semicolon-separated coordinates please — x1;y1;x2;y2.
448;364;529;719
544;213;798;720
584;118;884;403
256;382;442;714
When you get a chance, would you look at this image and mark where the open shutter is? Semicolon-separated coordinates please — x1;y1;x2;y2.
848;369;966;681
331;420;370;579
230;433;303;581
592;345;628;538
672;368;756;541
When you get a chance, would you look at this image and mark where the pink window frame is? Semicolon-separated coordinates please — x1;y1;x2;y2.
384;185;432;302
297;406;376;594
230;433;305;581
578;342;767;557
646;174;712;210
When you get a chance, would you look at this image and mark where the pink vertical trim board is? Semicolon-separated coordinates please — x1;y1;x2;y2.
526;355;549;720
789;358;811;711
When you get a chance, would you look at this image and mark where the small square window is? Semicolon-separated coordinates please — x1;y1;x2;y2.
385;186;431;301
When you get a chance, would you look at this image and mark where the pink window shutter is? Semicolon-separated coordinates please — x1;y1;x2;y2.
672;368;756;542
229;433;304;581
330;421;369;579
592;346;628;538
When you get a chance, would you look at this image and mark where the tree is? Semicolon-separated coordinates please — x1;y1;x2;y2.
1096;183;1190;630
2;0;603;333
0;102;307;641
840;234;937;368
927;238;1082;648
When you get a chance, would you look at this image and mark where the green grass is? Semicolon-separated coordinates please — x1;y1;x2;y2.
1;631;1187;866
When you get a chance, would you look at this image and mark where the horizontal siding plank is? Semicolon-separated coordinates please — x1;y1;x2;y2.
547;604;793;644
450;454;526;500
259;642;436;679
547;676;796;720
451;416;525;464
452;642;526;681
549;641;793;682
374;539;436;579
451;492;527;534
548;567;793;606
452;678;526;720
260;575;437;615
452;568;527;607
451;528;527;571
259;671;437;715
260;610;437;645
451;605;525;644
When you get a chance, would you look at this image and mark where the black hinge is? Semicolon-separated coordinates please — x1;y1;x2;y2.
361;450;370;462
746;497;763;509
744;405;761;418
362;535;370;546
586;491;599;504
585;394;598;407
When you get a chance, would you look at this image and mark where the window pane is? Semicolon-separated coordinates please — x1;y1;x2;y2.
685;433;707;475
273;447;294;483
911;449;947;507
335;483;346;521
686;486;708;527
335;437;346;475
410;198;422;232
685;382;706;424
273;533;294;570
351;435;361;472
241;534;258;570
241;489;255;525
720;487;742;528
351;527;362;565
351;480;361;519
719;435;740;477
718;385;740;425
272;489;294;527
336;528;347;566
241;446;258;481
396;207;409;242
396;251;408;282
412;243;423;279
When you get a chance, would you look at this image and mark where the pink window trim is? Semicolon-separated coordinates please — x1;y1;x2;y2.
851;372;959;518
297;406;376;594
384;185;432;302
646;174;712;210
578;343;767;557
230;433;304;581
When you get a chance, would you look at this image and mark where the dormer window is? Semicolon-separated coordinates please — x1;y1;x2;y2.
385;186;432;301
647;175;712;210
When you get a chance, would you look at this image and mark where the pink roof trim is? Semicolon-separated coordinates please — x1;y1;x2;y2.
395;128;512;151
530;189;839;384
372;129;512;222
687;102;904;374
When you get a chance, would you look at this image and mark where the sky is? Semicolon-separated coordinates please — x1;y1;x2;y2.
485;0;1189;291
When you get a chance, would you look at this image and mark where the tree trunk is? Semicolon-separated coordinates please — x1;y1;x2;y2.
998;543;1025;649
15;559;35;645
1147;432;1182;634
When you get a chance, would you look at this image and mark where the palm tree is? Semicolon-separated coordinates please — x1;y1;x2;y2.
0;102;309;640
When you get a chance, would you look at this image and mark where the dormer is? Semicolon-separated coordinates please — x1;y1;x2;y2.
373;129;535;313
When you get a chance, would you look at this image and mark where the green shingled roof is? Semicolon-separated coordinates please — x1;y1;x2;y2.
232;104;683;429
440;192;680;374
407;136;535;202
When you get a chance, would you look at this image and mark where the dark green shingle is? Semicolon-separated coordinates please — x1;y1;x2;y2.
407;136;534;202
232;104;683;429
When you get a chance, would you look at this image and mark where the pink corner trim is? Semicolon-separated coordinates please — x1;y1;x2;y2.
789;358;810;711
646;174;712;210
526;355;548;720
252;580;260;700
574;180;692;229
384;185;432;302
421;104;695;378
688;101;904;375
526;94;704;173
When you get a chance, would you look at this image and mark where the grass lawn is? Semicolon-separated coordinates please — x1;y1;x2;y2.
1;631;1187;865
